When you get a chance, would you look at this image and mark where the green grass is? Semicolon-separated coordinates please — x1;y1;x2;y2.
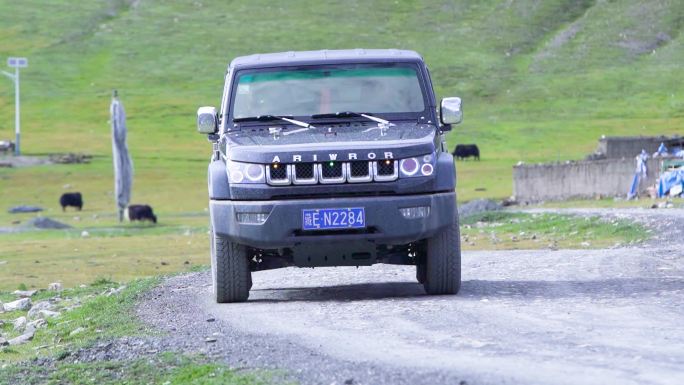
0;208;209;291
0;278;278;384
0;0;679;292
1;0;683;204
0;277;158;362
461;211;648;250
0;352;274;385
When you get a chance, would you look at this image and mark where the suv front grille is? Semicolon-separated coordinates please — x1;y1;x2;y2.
292;163;317;185
265;160;397;185
266;164;290;185
347;161;372;183
374;160;398;181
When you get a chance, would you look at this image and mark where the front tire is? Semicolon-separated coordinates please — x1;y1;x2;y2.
420;217;461;295
210;228;252;303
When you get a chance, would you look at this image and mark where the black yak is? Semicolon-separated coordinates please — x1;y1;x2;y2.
128;204;157;223
59;192;83;211
452;144;480;161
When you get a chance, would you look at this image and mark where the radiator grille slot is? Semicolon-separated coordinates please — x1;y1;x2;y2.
377;160;395;176
296;164;314;179
292;163;317;185
349;161;370;177
265;160;398;185
269;164;286;179
321;162;343;178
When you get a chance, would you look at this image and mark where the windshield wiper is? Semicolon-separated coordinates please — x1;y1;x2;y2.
311;111;394;126
233;115;316;129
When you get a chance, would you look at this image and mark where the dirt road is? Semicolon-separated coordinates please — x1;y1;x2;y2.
139;208;684;385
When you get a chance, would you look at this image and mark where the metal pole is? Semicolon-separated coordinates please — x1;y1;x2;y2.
14;66;20;156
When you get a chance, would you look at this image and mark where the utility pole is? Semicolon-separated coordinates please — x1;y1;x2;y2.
2;57;28;156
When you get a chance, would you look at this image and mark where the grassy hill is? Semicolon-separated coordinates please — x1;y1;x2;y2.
1;0;683;210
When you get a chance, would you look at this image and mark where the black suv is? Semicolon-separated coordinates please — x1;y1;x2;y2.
197;49;463;302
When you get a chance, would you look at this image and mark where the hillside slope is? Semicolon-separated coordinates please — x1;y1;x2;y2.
0;0;682;205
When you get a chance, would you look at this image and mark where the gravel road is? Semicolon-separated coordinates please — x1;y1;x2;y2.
137;208;684;385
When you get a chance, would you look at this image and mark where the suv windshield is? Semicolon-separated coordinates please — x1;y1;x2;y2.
231;63;426;120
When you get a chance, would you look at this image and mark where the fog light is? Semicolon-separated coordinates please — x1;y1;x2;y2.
421;163;434;176
236;212;268;224
399;206;430;219
229;170;244;183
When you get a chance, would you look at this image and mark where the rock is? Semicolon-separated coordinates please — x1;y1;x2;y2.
7;205;43;214
206;318;215;322
459;199;503;219
28;301;55;319
13;316;27;331
23;217;71;230
81;230;90;238
3;298;32;312
205;337;217;343
37;310;61;319
70;327;86;336
27;319;47;329
12;289;38;298
8;327;36;345
0;337;8;346
105;286;126;297
48;282;63;291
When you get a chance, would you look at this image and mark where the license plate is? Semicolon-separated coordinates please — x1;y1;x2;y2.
302;207;365;230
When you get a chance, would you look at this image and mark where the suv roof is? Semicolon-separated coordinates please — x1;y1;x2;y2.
228;49;423;70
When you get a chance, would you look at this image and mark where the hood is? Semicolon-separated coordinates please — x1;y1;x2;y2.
225;122;438;164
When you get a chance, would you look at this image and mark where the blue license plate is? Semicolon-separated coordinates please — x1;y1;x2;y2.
302;207;365;230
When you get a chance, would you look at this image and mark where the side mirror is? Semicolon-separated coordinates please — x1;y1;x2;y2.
440;97;463;127
197;106;218;134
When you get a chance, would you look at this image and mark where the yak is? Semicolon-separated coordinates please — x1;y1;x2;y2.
452;144;480;161
128;204;157;224
59;192;83;211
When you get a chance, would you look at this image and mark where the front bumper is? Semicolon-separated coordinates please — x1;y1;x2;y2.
210;191;457;249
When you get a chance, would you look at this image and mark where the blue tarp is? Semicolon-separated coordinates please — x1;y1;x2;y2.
657;169;684;198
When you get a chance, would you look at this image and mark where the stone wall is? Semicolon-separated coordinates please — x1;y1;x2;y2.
513;157;661;202
597;136;683;159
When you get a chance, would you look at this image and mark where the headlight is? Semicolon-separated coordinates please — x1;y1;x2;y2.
399;153;435;178
226;160;266;184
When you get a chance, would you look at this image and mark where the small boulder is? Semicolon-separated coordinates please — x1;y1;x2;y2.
48;282;63;292
27;319;47;329
105;286;126;297
23;217;71;230
69;327;86;337
0;337;8;346
39;310;60;319
12;289;38;298
13;316;27;331
81;230;90;238
8;327;36;346
27;301;54;319
7;205;43;214
459;199;503;219
3;298;32;312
